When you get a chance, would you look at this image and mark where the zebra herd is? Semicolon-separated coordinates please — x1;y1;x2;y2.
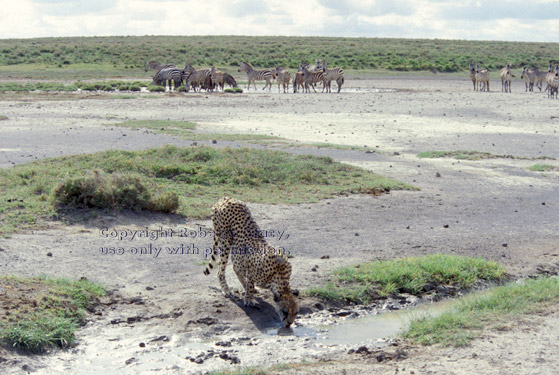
145;62;238;93
469;62;559;98
145;60;344;94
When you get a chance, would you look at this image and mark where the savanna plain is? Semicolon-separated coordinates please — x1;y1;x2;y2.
0;36;559;375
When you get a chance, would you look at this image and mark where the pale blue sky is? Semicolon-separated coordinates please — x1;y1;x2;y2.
2;0;558;41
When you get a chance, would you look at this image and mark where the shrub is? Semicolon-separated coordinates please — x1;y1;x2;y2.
53;169;178;213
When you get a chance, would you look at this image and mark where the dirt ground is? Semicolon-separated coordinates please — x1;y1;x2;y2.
0;75;558;374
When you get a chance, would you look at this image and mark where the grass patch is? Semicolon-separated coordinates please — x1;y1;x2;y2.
527;164;558;172
0;115;7;121
0;145;414;236
224;87;243;93
110;119;286;143
0;276;105;353
402;277;559;347
306;254;505;303
418;150;556;161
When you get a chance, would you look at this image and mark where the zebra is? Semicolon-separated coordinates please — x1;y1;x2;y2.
548;65;559;99
520;67;536;92
475;64;490;92
274;67;291;93
292;71;305;93
500;63;513;93
550;72;559;99
534;68;547;92
237;62;274;91
545;63;557;97
183;64;212;92
146;62;179;91
222;73;238;88
210;66;225;91
318;60;344;93
297;62;322;92
151;67;183;92
468;62;477;90
299;63;324;93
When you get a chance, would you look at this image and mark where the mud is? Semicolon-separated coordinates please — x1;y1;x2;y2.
1;75;558;374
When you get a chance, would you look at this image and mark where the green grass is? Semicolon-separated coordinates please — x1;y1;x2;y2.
109;119;288;143
306;254;505;303
418;150;557;161
0;276;105;353
402;277;559;347
0;145;414;236
1;35;559;76
0;80;151;93
527;164;558;172
224;87;243;93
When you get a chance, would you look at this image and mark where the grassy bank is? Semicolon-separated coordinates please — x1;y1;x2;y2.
306;254;505;303
0;276;105;353
403;277;559;347
0;145;414;236
1;36;559;79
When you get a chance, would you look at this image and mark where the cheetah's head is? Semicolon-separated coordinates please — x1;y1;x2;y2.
276;292;299;328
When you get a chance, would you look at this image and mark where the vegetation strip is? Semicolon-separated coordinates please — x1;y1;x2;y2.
402;277;559;347
306;254;505;303
0;276;105;353
2;36;559;75
0;145;414;236
109;120;283;142
527;164;559;172
417;150;557;161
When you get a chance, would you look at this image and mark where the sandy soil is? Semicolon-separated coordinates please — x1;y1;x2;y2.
0;75;558;374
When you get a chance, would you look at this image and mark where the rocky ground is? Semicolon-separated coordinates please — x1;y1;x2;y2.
0;75;558;374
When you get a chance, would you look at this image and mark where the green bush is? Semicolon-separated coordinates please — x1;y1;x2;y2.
53;169;179;213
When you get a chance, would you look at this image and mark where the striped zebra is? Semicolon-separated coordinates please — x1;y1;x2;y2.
210;66;225;91
500;63;513;93
183;64;212;92
475;64;490;92
534;68;547;92
318;60;344;93
146;62;179;91
299;63;324;93
151;67;183;92
548;65;559;99
545;63;557;97
468;62;477;90
222;73;238;88
274;67;291;93
238;62;274;91
520;67;536;92
292;71;305;93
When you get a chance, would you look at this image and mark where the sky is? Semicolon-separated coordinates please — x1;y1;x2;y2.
2;0;559;42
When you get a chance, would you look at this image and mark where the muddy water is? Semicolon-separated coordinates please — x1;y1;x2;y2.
266;299;454;348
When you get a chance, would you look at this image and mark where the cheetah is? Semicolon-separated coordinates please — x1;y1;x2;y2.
204;197;298;327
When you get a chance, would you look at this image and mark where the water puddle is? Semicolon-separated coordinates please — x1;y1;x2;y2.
265;299;453;347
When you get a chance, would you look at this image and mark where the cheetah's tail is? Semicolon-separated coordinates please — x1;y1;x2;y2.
203;252;219;275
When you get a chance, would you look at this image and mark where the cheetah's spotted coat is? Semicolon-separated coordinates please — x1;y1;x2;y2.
204;197;298;327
